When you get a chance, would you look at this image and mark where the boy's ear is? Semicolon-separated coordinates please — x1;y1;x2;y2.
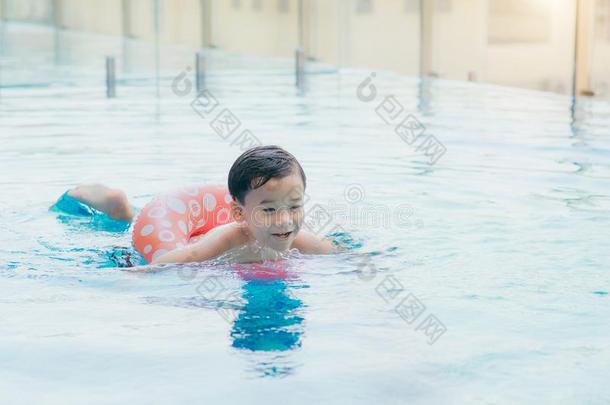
231;199;244;221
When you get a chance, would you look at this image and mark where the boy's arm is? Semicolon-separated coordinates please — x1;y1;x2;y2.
292;230;337;254
151;224;243;265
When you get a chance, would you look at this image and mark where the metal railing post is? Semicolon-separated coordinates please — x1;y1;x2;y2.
106;56;117;98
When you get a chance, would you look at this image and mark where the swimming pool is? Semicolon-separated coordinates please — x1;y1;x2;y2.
1;23;609;404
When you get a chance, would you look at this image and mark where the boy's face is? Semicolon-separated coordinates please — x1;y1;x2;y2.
234;172;305;252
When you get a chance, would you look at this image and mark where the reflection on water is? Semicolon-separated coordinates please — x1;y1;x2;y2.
230;267;306;378
231;279;304;351
417;75;433;115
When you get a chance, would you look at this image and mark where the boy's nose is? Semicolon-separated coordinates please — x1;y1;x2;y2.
277;209;292;226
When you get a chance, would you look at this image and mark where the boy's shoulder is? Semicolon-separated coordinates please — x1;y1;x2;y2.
214;221;250;249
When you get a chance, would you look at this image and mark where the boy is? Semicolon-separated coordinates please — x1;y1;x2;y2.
65;146;336;264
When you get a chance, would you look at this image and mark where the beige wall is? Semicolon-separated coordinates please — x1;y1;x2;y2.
210;0;298;57
2;0;608;96
60;0;122;35
305;0;341;64
485;0;576;93
424;0;575;93
126;0;201;47
308;0;420;75
430;0;487;80
591;0;610;96
2;0;51;22
127;0;154;39
591;40;610;96
164;0;202;47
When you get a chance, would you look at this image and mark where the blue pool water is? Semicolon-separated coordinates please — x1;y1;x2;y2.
1;23;609;404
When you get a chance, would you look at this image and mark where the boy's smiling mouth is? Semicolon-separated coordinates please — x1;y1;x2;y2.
271;231;293;240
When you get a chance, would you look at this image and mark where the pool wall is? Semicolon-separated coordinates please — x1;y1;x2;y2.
2;0;610;98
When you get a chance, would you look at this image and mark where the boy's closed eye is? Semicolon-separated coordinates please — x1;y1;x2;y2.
262;203;303;214
262;205;301;213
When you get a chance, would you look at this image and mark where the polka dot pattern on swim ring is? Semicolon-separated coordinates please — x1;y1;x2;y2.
140;224;154;236
203;194;217;212
132;185;234;264
168;197;186;214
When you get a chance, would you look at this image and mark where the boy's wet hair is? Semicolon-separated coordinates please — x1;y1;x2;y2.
228;145;306;204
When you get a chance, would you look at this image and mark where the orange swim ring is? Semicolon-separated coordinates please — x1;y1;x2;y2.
132;185;234;263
